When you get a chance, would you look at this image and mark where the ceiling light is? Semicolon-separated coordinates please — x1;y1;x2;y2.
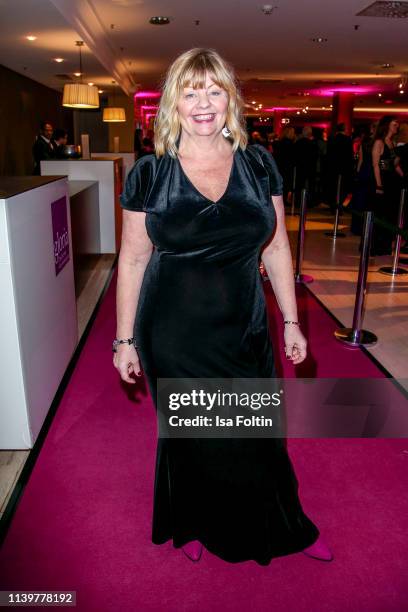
103;107;126;122
73;72;81;77
251;100;256;104
26;35;37;41
149;16;170;25
296;111;300;115
98;89;104;94
378;93;382;97
311;37;328;43
63;84;99;108
400;90;405;94
62;41;99;109
399;83;403;88
88;82;94;86
381;63;394;69
54;58;64;63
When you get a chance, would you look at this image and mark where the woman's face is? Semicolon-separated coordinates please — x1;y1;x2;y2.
177;72;229;139
389;119;399;135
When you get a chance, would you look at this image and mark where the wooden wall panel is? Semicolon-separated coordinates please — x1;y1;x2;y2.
0;64;74;176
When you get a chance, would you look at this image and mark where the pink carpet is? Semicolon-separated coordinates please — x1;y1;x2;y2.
1;265;407;612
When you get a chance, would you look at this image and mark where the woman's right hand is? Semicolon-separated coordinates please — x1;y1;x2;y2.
113;345;141;384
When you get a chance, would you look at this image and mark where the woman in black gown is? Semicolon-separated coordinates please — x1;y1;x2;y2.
371;116;403;256
114;48;332;565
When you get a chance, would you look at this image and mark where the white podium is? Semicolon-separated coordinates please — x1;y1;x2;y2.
0;177;78;449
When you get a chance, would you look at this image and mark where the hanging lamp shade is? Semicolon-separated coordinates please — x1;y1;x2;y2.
103;107;126;122
62;83;99;108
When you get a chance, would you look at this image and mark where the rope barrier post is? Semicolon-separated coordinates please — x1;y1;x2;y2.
325;174;346;238
334;210;377;347
378;187;408;276
294;188;313;284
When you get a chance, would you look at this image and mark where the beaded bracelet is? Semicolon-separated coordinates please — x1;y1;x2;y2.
284;320;300;326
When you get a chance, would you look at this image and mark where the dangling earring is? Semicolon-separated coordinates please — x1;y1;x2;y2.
222;125;232;138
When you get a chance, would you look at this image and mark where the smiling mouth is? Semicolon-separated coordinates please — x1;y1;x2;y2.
192;113;216;122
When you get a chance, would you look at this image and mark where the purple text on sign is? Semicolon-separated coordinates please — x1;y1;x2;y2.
51;196;70;276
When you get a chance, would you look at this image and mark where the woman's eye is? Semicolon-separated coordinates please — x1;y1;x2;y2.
185;92;196;99
211;91;221;96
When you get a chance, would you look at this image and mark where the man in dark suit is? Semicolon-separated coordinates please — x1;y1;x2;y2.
326;123;354;212
51;128;68;159
32;121;55;174
294;126;319;206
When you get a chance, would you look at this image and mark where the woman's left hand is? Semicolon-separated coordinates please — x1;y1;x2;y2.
284;324;307;364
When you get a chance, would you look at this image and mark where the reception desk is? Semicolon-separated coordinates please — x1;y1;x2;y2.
41;157;123;253
91;152;135;181
0;176;78;449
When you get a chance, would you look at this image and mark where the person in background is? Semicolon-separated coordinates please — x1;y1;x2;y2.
395;123;408;252
138;136;155;158
371;115;403;256
273;126;296;205
395;122;408;180
326;123;354;213
294;126;318;206
134;128;143;160
249;130;268;148
51;128;68;159
32;120;55;175
313;127;328;206
350;124;376;236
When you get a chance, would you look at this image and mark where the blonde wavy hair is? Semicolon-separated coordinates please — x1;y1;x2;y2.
154;48;248;158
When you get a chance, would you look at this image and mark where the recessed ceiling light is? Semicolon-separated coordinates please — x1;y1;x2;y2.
73;72;82;77
378;93;382;97
26;35;37;41
311;37;328;43
88;82;94;86
54;58;64;63
149;16;170;25
399;83;403;88
251;100;256;104
98;90;104;94
400;90;405;94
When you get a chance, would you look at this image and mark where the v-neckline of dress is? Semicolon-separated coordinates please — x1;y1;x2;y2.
177;149;236;205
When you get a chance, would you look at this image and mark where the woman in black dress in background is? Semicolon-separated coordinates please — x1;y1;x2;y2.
371;116;403;255
114;48;333;565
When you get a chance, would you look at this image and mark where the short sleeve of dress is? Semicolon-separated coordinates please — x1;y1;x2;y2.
119;154;155;211
251;144;283;196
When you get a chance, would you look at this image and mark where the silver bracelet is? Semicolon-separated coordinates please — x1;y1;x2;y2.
112;337;137;353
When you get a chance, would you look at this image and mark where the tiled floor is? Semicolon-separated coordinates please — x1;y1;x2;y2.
285;206;408;382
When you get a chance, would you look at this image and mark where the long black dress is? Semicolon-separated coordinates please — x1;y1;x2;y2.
120;143;319;565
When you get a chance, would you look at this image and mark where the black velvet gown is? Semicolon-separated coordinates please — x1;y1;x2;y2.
120;143;319;565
